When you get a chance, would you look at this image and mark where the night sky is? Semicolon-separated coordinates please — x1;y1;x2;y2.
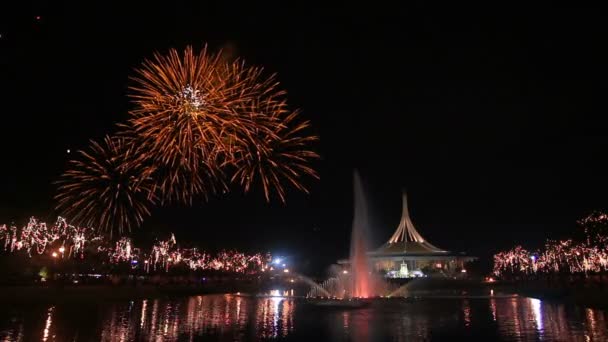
1;3;606;274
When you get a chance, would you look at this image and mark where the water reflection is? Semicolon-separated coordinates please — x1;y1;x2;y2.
0;294;607;341
42;307;53;342
492;296;608;341
255;296;294;338
462;299;471;327
98;294;295;341
530;298;543;332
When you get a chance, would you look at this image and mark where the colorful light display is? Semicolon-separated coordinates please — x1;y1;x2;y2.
1;216;270;274
493;212;608;276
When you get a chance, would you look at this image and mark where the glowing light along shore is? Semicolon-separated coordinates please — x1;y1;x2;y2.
0;216;271;274
493;212;608;276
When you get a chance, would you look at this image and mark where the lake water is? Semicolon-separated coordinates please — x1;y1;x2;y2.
1;294;607;341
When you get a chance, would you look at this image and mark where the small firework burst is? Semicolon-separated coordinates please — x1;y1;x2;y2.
55;136;155;235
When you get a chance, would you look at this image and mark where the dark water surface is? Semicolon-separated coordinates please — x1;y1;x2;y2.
1;294;607;341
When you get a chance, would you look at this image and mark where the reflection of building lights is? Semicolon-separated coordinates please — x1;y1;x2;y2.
283;269;289;273
269;289;282;297
43;307;53;342
52;252;58;258
530;298;543;331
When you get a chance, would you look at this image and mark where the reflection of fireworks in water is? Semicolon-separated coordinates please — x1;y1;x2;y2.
55;136;155;236
0;216;270;274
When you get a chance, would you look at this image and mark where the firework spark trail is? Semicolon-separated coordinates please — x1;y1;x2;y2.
0;216;271;274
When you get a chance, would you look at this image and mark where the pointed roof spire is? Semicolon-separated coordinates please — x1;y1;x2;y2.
384;192;446;253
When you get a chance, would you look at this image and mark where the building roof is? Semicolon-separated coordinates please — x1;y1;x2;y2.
370;193;449;257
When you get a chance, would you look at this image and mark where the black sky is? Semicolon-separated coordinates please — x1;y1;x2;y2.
1;2;607;273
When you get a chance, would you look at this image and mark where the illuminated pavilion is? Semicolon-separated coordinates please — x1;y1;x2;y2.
343;193;477;278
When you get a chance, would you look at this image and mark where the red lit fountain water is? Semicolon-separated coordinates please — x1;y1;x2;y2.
306;172;398;302
350;171;373;298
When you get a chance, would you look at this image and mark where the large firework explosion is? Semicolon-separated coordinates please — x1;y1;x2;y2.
125;45;317;203
55;136;156;235
55;45;318;234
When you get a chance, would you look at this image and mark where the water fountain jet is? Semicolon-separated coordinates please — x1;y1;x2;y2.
349;171;373;298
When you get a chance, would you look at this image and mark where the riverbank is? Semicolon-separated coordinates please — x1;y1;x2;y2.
491;281;608;310
393;278;608;310
0;283;257;303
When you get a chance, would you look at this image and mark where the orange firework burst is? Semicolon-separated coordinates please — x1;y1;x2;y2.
55;136;155;236
125;45;318;203
126;46;257;202
230;104;319;202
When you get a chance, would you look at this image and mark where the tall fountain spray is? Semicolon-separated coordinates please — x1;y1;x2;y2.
306;172;400;299
350;171;372;298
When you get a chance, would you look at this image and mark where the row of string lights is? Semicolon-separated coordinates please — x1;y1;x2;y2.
0;216;271;274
